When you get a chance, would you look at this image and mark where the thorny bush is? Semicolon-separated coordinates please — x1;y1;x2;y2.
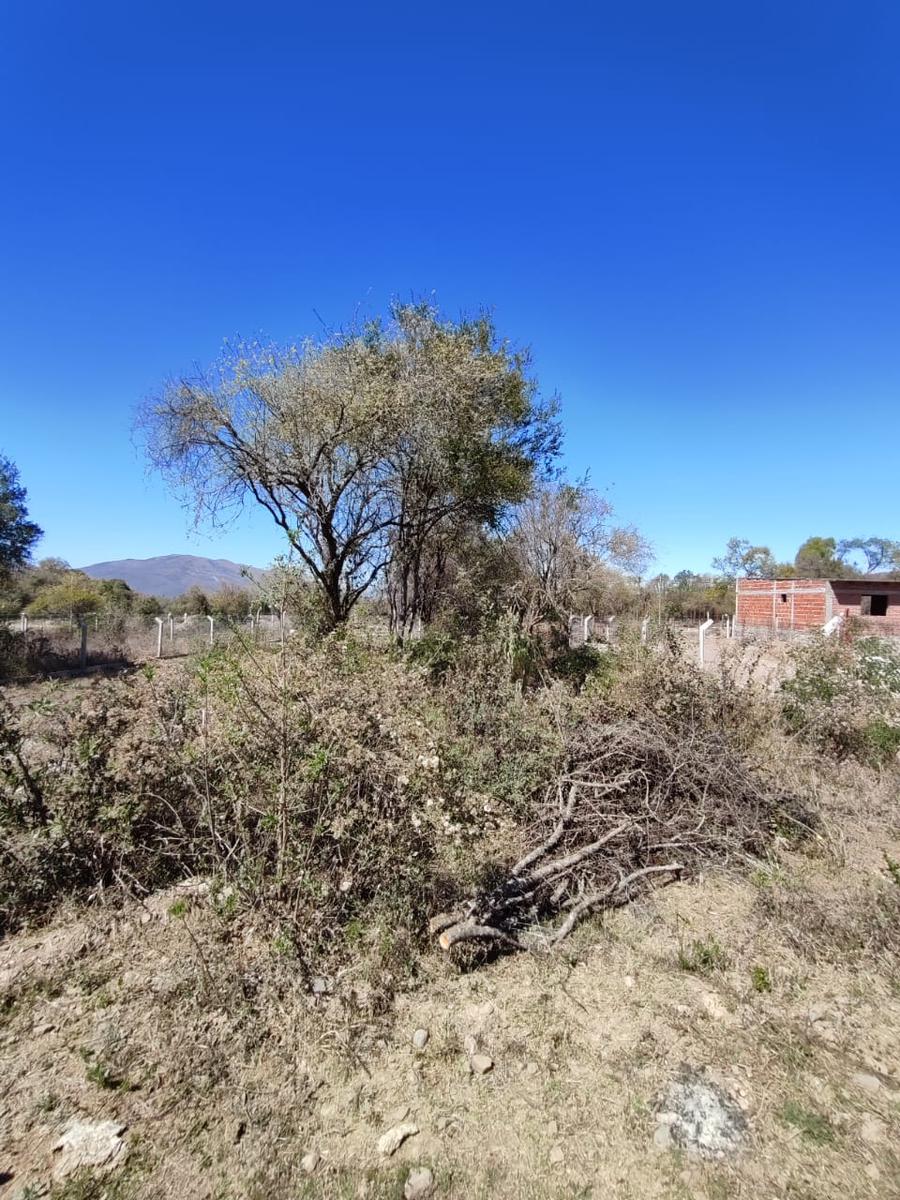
0;625;819;979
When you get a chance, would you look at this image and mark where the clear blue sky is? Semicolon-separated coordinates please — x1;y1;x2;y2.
1;1;898;577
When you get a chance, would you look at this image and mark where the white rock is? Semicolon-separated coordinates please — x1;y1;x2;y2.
470;1054;493;1075
658;1077;746;1156
653;1123;674;1151
300;1150;320;1173
860;1117;886;1145
412;1028;429;1051
53;1120;127;1179
463;1034;478;1056
377;1122;419;1156
851;1071;883;1093
806;1002;833;1024
549;1144;565;1165
404;1166;435;1199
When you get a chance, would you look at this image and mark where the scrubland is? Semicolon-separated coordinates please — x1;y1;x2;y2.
1;624;898;1199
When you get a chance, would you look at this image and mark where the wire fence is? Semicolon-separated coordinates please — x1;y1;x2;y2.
0;611;288;682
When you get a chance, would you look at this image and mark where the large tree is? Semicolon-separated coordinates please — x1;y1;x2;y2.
507;482;652;633
793;536;844;578
837;537;900;575
140;303;559;631
375;304;560;637
711;537;777;581
0;455;42;581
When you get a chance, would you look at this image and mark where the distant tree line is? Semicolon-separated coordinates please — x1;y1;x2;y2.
649;534;900;622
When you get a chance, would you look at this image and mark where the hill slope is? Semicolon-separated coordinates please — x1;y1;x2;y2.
81;554;266;598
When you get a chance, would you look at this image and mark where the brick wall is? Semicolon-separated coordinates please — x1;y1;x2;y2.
736;578;900;636
831;582;900;636
735;579;827;632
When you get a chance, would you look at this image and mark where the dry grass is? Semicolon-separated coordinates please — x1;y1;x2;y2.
1;751;898;1199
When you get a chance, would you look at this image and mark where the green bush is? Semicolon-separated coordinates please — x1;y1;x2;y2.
782;636;900;763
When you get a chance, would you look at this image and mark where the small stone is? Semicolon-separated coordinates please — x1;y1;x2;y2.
851;1071;883;1093
624;975;635;989
404;1166;434;1199
549;1144;565;1165
412;1028;429;1051
377;1122;419;1156
300;1150;320;1173
463;1034;478;1056
311;977;328;995
52;1120;127;1179
470;1054;493;1075
700;992;731;1022
653;1123;674;1151
860;1117;886;1145
657;1075;747;1157
525;1061;539;1076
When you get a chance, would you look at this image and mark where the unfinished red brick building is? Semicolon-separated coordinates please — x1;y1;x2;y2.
735;578;900;636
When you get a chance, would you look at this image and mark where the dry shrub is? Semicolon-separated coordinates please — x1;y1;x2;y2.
434;641;811;951
0;630;567;989
0;673;201;931
0;627;816;981
755;872;900;965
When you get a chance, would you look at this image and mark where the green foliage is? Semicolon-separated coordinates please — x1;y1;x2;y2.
26;578;103;617
0;454;42;579
141;302;560;631
654;570;734;619
779;1101;835;1145
712;536;776;581
782;636;900;763
794;535;844;579
883;853;900;889
677;935;730;975
750;964;772;993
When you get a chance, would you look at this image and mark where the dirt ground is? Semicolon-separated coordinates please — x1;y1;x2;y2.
1;750;898;1200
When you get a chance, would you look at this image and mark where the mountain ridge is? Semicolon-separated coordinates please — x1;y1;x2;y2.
81;554;267;598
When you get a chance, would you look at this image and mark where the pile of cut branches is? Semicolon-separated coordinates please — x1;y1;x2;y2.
432;717;807;952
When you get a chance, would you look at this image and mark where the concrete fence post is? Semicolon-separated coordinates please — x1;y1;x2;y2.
641;616;650;644
168;614;174;643
79;618;88;668
699;616;714;666
20;613;27;633
155;617;164;659
207;615;215;646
